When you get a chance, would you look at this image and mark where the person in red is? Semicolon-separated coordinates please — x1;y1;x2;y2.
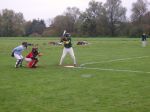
25;47;42;68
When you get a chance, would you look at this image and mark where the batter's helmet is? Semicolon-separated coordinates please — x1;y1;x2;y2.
65;33;71;37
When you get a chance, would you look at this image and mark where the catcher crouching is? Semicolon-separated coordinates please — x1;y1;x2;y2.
25;47;42;68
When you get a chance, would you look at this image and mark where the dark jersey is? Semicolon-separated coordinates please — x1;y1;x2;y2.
141;34;147;41
61;37;72;48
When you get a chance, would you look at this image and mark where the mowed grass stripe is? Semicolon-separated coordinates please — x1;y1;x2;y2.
0;37;150;112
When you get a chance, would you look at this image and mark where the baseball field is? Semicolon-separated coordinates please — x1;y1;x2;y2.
0;37;150;112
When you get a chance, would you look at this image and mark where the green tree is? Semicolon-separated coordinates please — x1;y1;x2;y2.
24;21;32;36
24;19;46;36
31;19;46;35
0;14;2;36
0;9;25;37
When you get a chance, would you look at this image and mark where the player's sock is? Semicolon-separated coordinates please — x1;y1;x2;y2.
15;59;21;68
19;59;23;67
28;60;34;68
59;56;65;65
71;55;76;66
32;60;38;67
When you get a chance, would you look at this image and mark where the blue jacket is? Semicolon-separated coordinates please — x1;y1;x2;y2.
12;45;25;55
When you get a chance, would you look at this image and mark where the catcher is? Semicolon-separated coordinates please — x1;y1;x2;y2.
25;47;42;68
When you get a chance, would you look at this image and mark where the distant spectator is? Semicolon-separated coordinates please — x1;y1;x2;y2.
141;33;148;47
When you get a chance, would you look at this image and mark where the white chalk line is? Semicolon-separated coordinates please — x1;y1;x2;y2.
76;56;150;74
75;67;150;74
80;56;150;67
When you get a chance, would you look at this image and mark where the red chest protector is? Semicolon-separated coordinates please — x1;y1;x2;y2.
26;52;33;58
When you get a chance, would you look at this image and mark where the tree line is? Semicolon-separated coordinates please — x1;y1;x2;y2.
0;0;149;37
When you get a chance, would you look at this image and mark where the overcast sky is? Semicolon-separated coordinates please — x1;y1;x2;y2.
0;0;140;21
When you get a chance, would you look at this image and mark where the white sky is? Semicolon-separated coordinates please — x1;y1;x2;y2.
0;0;142;21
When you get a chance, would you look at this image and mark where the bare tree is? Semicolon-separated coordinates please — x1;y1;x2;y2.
131;0;148;23
50;7;81;36
78;0;107;36
64;7;81;23
104;0;126;36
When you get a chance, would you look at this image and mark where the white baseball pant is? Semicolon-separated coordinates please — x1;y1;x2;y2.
59;47;76;65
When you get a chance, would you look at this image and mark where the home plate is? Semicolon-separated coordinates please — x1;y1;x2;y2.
64;65;75;68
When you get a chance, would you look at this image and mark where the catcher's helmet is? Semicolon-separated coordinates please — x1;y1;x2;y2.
32;47;39;55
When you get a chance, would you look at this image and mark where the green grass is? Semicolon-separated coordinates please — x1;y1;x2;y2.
0;37;150;112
